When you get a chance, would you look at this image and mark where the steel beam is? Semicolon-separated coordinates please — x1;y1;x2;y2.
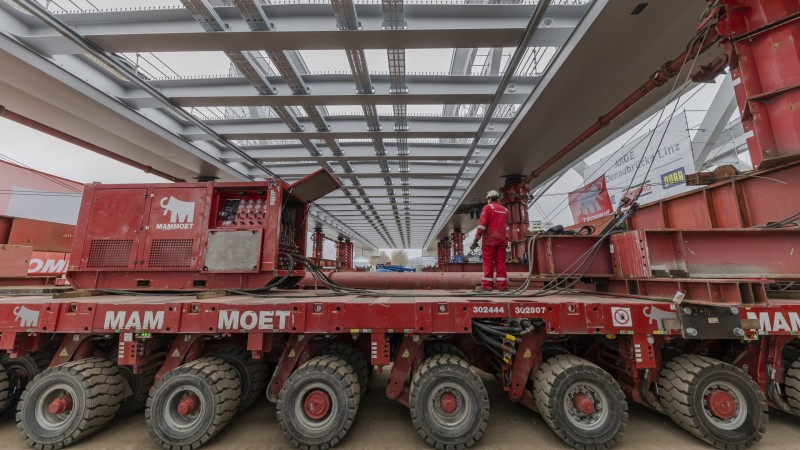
14;4;587;54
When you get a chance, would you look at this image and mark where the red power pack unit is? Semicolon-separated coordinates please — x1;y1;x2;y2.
67;169;340;290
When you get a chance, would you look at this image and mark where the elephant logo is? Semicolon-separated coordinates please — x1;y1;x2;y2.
160;196;195;223
13;306;39;327
643;306;678;331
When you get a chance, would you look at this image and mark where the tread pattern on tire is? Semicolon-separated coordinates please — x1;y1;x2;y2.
409;354;489;450
213;346;270;411
533;354;628;450
657;354;767;450
17;357;125;450
784;347;800;415
0;370;9;413
145;357;241;450
319;342;370;395
2;350;54;415
276;354;360;450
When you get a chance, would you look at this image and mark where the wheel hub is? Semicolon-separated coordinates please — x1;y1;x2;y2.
706;389;736;420
177;394;201;417
572;392;595;415
440;392;459;414
304;389;331;420
47;395;73;415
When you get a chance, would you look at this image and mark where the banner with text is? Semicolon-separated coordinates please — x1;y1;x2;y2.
582;111;695;206
568;175;614;223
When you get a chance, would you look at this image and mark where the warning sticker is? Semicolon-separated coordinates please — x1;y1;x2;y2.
611;307;633;327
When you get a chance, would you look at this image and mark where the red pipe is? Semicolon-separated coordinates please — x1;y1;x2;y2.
298;271;531;290
525;23;721;183
0;106;185;183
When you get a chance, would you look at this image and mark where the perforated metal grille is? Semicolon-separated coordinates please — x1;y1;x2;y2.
148;239;194;268
87;239;133;268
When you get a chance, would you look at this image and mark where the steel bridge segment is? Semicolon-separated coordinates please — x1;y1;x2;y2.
15;3;584;54
0;0;592;249
427;0;720;250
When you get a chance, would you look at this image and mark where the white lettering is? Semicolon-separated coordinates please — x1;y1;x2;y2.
746;311;800;333
217;309;291;330
29;259;44;273
105;311;125;330
219;310;239;329
155;223;194;231
258;310;274;329
103;311;165;330
240;311;257;330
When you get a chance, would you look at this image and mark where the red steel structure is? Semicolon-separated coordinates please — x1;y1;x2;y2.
500;177;531;262
450;228;464;260
0;3;799;450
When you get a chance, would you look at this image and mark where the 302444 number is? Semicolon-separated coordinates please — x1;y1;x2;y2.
472;306;505;314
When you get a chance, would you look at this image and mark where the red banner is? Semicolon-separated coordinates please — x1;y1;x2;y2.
568;175;614;224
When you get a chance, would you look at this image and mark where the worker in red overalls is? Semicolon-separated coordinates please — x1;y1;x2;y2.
470;190;509;291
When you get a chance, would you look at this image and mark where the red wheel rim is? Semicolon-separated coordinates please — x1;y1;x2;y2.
304;389;331;420
572;392;595;415
440;392;458;414
47;395;73;415
706;389;736;420
177;394;201;416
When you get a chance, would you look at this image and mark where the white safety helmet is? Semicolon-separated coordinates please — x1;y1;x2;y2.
486;190;500;200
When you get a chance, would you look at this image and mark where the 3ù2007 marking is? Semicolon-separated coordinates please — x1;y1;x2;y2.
513;306;547;315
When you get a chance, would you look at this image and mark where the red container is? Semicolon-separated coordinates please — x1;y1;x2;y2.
68;169;340;290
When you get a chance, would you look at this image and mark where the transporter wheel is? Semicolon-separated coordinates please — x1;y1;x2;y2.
145;357;240;450
0;370;9;413
784;347;800;416
2;351;53;415
17;357;125;450
277;355;360;450
319;342;371;395
409;354;489;450
425;341;466;360
115;360;161;418
533;355;628;450
212;346;270;412
658;354;767;449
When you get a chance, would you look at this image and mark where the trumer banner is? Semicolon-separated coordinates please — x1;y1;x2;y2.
568;175;614;223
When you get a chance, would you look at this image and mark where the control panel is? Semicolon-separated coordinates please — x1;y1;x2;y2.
213;190;269;228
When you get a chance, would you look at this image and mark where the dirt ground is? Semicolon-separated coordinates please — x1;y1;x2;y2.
0;370;798;450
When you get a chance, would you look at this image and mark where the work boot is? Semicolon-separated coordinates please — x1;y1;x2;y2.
474;286;492;292
499;287;509;292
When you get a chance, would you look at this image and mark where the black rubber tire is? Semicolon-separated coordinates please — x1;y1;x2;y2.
2;351;53;415
212;346;270;412
319;342;371;395
424;341;466;360
16;357;125;450
145;357;240;450
0;369;9;413
115;361;161;418
785;347;800;415
658;354;767;449
409;354;489;450
277;355;360;450
533;354;628;450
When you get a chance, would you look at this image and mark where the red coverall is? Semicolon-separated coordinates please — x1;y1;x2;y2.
475;201;509;290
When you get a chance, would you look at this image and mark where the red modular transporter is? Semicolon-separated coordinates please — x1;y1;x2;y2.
67;169;340;290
